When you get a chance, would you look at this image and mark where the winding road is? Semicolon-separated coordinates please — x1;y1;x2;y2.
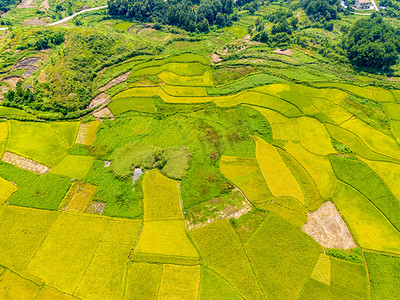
0;4;108;31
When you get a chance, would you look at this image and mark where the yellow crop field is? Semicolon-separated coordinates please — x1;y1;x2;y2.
143;169;183;221
0;122;7;157
158;88;213;104
284;141;336;199
358;157;400;198
84;121;100;146
254;136;305;204
60;181;97;213
332;182;400;254
101;218;142;246
134;220;199;258
114;87;160;99
36;286;77;299
124;262;163;300
311;254;331;285
75;242;131;300
0;268;41;299
308;97;352;124
158;264;201;300
0;206;60;271
219;156;272;204
50;155;95;180
0;176;17;204
26;213;109;294
382;103;400;121
298;85;348;104
158;70;213;86
296;117;335;155
50;122;80;148
341;118;400;161
161;85;208;97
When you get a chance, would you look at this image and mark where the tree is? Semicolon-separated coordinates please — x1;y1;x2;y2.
343;15;400;71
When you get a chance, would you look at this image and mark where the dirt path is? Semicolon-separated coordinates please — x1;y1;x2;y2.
47;5;108;26
297;11;301;22
99;71;130;92
17;0;36;8
2;152;50;175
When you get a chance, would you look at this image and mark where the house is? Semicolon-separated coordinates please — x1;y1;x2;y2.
355;0;371;10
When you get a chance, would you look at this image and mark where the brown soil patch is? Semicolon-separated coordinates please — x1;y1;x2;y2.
17;0;36;8
89;93;110;109
93;107;114;119
273;48;293;56
23;18;47;26
211;53;222;63
303;201;356;249
99;71;131;92
0;85;9;102
85;201;106;214
137;26;155;34
39;0;49;11
1;76;23;89
2;152;50;175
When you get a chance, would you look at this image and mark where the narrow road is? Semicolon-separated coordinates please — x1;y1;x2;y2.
0;4;108;30
370;0;379;11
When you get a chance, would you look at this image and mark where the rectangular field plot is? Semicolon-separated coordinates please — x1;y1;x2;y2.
0;206;60;271
50;122;80;148
108;97;156;115
219;156;272;204
134;220;199;259
0;176;17;204
75;242;132;300
142;169;183;221
0;122;7;157
50;155;94;180
254;136;305;204
75;121;100;146
101;218;142;246
190;220;264;300
365;252;400;299
298;85;348;104
161;85;208;97
59;181;97;213
6;120;68;167
331;182;400;254
158;70;213;86
244;213;322;300
113;87;160;99
0;268;42;300
26;213;109;294
36;286;77;300
124;262;163;300
159;264;201;300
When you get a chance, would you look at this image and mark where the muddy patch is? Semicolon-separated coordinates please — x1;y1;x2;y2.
89;93;111;109
17;0;36;8
2;152;50;175
273;48;293;56
23;18;47;26
1;76;23;89
99;72;131;92
93;107;114;119
104;160;111;167
39;0;49;11
186;188;252;230
303;201;356;249
211;53;222;63
85;201;106;214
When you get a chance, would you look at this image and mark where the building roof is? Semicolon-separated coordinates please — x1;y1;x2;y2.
358;0;371;4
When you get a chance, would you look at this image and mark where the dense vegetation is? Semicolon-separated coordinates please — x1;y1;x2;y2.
0;0;21;13
302;0;341;22
343;14;400;71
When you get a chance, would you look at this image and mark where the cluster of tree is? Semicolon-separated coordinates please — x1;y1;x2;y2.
108;0;234;32
380;0;400;20
302;0;341;22
3;81;36;108
342;14;400;71
0;0;21;13
18;30;65;51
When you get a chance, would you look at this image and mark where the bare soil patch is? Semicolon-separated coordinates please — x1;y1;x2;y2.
75;123;89;144
85;201;106;214
23;18;47;26
2;152;50;175
273;48;293;56
211;53;222;63
89;93;111;109
303;201;356;249
39;0;49;11
0;85;9;102
1;76;23;89
99;71;131;92
93;107;114;119
136;25;155;34
15;57;40;78
17;0;36;8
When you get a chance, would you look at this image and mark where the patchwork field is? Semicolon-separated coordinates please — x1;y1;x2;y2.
1;51;400;299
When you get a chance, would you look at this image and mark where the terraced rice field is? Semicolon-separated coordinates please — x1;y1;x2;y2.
1;53;400;299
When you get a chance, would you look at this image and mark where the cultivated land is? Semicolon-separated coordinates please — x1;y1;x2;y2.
1;1;400;299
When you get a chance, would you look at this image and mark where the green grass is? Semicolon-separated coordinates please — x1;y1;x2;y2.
190;220;265;300
114;21;135;32
198;266;242;300
50;155;95;180
331;181;400;254
26;213;109;294
75;242;132;300
0;162;71;210
108;97;156;115
244;213;322;300
85;160;143;219
0;206;60;271
365;251;400;300
7;120;68;166
0;106;36;118
124;262;163;300
230;209;270;243
50;122;80;148
331;156;400;232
